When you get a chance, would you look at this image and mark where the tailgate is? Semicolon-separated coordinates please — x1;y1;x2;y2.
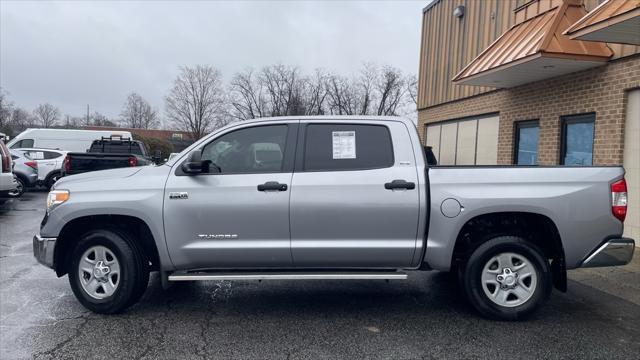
66;154;131;174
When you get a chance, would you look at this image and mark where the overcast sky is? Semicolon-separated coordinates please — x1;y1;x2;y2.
0;0;426;120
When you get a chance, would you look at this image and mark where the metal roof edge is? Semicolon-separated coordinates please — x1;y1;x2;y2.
423;0;441;14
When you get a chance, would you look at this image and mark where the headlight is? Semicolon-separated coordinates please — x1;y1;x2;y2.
47;190;70;212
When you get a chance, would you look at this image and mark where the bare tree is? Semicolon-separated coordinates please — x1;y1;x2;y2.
374;66;410;116
260;64;299;117
92;112;118;127
0;88;13;130
358;63;377;115
11;108;34;130
301;69;328;115
33;103;60;128
229;68;267;120
63;115;82;128
325;73;361;115
120;92;158;129
165;65;227;139
406;74;418;107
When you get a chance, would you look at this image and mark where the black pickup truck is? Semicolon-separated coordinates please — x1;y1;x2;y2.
62;136;153;176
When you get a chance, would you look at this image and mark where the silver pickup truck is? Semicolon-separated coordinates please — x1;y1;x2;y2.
33;116;634;320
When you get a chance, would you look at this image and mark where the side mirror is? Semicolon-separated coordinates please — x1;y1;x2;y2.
181;150;205;174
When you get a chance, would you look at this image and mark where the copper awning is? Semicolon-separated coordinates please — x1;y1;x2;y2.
564;0;640;45
453;1;612;88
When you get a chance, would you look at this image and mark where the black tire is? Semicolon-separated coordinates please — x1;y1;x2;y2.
461;236;552;321
7;176;25;198
45;171;62;189
68;229;149;314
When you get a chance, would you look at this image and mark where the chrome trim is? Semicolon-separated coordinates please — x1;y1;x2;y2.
169;272;408;281
581;238;635;268
33;234;57;269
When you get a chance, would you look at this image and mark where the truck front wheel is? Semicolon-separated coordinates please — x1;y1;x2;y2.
461;236;552;320
68;229;149;314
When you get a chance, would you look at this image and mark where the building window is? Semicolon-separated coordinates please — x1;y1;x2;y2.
561;113;595;166
424;114;499;166
514;120;539;165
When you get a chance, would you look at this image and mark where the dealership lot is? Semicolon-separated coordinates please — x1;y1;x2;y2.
1;192;638;359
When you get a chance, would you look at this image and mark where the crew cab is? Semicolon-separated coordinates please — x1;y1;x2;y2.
34;116;635;320
62;136;152;176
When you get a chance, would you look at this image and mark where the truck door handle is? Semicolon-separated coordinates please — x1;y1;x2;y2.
257;181;288;192
385;180;415;190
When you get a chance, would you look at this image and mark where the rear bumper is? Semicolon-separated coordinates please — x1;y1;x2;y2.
33;234;56;269
580;238;635;268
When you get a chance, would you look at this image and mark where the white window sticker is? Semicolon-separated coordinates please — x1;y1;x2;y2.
332;131;356;159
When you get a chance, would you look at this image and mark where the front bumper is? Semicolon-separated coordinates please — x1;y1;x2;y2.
581;238;635;268
33;234;57;269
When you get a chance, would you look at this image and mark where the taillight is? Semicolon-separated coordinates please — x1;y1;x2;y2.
25;161;38;171
63;155;70;173
1;151;9;173
611;179;627;222
128;156;137;167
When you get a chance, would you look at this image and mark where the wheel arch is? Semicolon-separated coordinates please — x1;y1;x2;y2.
13;172;28;185
54;214;161;277
44;170;62;185
452;211;567;292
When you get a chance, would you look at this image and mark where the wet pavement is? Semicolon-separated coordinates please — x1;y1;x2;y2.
1;192;639;359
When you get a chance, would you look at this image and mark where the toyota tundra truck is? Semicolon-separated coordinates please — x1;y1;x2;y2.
33;116;635;320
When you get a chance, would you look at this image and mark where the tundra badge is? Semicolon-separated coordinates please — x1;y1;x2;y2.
169;192;189;200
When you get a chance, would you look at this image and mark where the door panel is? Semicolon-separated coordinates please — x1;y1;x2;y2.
164;173;293;270
290;121;420;268
163;123;296;270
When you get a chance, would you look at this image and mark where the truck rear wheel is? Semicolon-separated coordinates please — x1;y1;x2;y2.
461;236;551;320
68;229;149;314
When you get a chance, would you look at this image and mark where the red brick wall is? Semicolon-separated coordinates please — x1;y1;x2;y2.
84;126;193;141
418;55;640;165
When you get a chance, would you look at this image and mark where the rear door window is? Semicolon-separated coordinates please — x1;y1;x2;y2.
303;124;394;171
43;151;63;159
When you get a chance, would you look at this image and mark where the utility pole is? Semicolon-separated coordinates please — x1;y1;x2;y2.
86;104;90;126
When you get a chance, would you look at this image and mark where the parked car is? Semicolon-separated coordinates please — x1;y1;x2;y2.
8;149;38;197
16;148;67;189
62;136;153;176
7;128;133;153
0;141;18;202
34;116;634;320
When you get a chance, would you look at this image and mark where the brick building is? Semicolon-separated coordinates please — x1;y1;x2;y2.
83;126;194;152
417;0;640;240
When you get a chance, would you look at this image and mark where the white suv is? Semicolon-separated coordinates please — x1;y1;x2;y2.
16;148;67;189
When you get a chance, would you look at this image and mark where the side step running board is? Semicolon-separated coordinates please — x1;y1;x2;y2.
168;272;408;281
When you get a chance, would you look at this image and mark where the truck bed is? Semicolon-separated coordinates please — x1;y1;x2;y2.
64;152;136;175
425;165;625;271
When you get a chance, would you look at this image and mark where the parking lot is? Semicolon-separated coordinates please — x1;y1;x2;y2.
0;191;638;359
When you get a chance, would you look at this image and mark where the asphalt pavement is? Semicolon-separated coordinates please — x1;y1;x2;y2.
1;192;639;359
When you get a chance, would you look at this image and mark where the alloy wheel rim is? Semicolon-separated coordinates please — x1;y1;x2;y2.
481;252;537;307
78;245;121;300
8;180;23;196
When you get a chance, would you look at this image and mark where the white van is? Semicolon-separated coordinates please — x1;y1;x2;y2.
7;128;133;153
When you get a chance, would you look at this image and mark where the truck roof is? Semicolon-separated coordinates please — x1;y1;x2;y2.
238;115;415;127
